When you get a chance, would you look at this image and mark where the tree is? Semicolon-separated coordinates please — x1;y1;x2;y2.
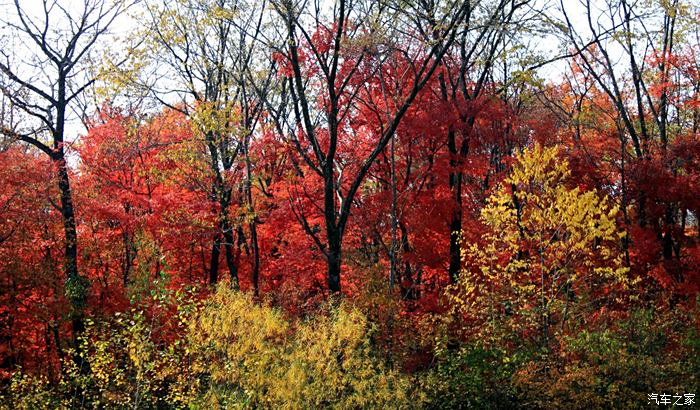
77;107;213;295
137;0;275;290
452;144;629;349
0;148;66;379
556;0;700;295
432;0;537;283
0;0;131;354
272;0;472;293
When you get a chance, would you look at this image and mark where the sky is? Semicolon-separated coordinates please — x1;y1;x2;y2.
0;0;607;144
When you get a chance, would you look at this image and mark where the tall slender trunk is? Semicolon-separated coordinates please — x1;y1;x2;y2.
244;136;260;295
325;168;342;295
222;217;239;288
249;221;260;295
209;234;221;285
389;131;398;291
399;222;417;300
448;170;463;283
439;69;463;284
55;84;88;368
57;155;81;304
324;142;342;293
619;132;631;267
206;130;239;286
327;235;342;294
122;229;137;287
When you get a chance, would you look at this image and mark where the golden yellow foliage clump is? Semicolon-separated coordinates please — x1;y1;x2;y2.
188;286;416;409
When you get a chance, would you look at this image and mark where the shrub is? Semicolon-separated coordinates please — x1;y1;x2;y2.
188;286;417;409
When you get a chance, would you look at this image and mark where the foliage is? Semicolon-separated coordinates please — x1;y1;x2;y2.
420;340;520;409
1;0;699;408
188;286;416;409
1;280;199;409
514;305;700;409
421;144;647;408
451;144;631;349
2;285;417;409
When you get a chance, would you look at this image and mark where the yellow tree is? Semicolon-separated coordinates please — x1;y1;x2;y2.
452;144;631;350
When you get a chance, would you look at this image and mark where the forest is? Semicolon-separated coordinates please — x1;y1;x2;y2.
0;0;699;408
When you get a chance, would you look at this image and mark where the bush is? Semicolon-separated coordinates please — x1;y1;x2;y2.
1;280;198;409
513;307;700;409
188;286;417;409
1;283;420;409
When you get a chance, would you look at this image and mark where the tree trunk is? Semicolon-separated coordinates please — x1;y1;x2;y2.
209;234;221;285
56;148;87;370
326;219;341;293
222;217;239;288
440;70;463;284
448;141;463;284
324;147;342;293
122;230;137;286
399;222;417;300
327;235;342;294
250;221;260;295
244;139;260;295
448;194;462;283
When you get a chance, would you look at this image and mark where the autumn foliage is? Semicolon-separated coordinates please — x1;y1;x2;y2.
1;0;700;408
